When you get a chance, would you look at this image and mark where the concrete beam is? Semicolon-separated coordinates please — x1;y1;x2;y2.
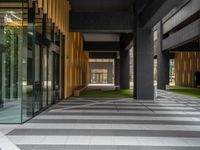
163;19;200;50
170;42;200;52
84;42;120;51
162;0;199;34
120;33;133;50
70;12;133;33
89;52;117;59
139;0;183;28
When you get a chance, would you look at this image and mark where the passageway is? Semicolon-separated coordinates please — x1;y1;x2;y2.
3;91;200;150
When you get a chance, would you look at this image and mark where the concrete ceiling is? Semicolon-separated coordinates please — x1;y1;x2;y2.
69;0;183;58
69;0;135;12
83;33;120;42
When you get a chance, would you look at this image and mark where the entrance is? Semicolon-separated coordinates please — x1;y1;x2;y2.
91;69;108;84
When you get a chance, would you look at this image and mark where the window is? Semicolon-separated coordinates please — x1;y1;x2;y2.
91;69;108;84
153;30;158;41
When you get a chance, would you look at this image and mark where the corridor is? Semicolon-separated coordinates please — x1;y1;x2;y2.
4;91;200;150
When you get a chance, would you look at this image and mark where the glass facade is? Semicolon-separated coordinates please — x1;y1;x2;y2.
91;69;108;84
0;1;60;123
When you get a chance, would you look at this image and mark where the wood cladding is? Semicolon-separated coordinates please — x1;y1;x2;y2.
175;52;200;87
37;0;89;98
37;0;69;34
65;32;89;98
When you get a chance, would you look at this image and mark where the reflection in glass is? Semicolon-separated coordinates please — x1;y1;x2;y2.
0;9;23;123
0;3;60;124
42;47;48;108
48;51;53;105
34;44;41;113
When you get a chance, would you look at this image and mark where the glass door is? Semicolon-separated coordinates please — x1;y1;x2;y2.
91;69;108;84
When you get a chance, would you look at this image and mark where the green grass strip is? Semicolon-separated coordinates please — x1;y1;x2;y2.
80;89;133;98
168;86;200;98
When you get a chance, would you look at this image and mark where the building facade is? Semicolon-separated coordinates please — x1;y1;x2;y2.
0;0;89;123
0;0;199;124
154;0;200;89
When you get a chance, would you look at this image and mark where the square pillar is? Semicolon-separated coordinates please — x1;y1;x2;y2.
157;22;169;90
120;50;130;89
114;58;120;87
134;23;154;100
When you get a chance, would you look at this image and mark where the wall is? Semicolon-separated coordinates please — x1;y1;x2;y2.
175;52;200;87
65;32;89;98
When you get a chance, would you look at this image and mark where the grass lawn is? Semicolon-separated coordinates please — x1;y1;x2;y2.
80;89;133;98
167;86;200;98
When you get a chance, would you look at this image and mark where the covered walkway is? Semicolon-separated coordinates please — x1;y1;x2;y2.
3;91;200;150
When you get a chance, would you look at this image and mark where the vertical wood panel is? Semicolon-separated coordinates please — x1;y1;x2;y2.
43;0;47;13
47;0;52;19
36;0;89;98
38;0;43;8
175;52;200;87
52;0;55;22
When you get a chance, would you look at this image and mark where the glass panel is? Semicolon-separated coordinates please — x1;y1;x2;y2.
42;46;47;108
34;44;41;113
21;7;34;122
48;51;53;105
154;59;157;86
54;53;59;102
129;47;133;89
22;48;34;122
170;59;175;86
0;9;23;123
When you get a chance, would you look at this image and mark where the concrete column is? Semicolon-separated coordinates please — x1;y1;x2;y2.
120;50;130;89
134;22;154;100
114;58;120;87
157;22;169;90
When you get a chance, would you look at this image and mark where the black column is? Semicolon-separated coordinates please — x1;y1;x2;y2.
114;58;120;88
120;50;130;89
157;22;169;90
134;21;154;100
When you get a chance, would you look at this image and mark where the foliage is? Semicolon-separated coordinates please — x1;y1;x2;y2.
4;26;21;98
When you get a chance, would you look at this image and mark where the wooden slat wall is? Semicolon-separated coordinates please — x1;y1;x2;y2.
39;0;69;35
36;0;89;98
175;52;200;87
65;32;89;97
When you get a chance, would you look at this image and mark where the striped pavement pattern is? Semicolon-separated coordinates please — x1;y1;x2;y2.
6;91;200;150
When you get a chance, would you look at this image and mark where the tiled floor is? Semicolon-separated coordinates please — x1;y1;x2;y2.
2;90;200;150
